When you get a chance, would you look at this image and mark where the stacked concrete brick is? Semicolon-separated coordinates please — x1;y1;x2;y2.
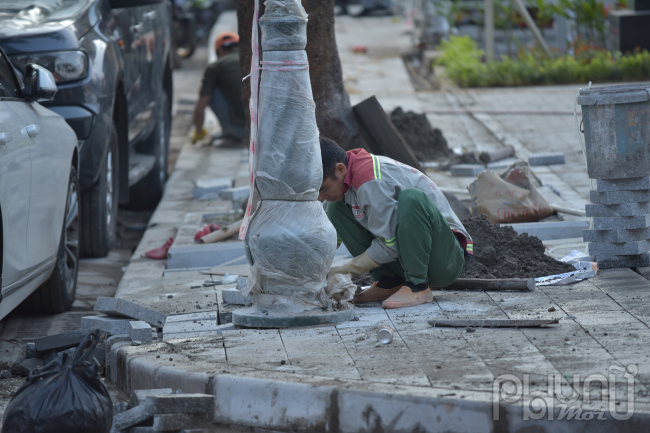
584;176;650;269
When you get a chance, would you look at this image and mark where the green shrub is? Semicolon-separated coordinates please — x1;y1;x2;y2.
435;35;650;87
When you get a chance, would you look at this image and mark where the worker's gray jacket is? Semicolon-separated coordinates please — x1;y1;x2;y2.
342;149;473;264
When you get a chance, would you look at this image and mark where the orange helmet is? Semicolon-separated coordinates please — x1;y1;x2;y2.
215;31;240;51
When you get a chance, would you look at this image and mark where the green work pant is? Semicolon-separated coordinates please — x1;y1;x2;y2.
328;188;465;287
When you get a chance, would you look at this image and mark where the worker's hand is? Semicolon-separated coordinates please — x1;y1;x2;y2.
191;128;208;144
328;251;380;279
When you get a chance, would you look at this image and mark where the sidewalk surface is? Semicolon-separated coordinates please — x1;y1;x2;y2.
109;11;650;431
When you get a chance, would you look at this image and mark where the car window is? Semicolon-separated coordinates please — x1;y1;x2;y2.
0;52;21;98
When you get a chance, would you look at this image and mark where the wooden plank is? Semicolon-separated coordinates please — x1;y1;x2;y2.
352;96;422;170
427;319;558;328
280;326;361;380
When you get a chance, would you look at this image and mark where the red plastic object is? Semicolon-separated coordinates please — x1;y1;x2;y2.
351;45;368;54
143;237;174;260
194;224;220;242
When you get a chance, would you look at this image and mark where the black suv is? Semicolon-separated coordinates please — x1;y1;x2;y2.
0;0;173;257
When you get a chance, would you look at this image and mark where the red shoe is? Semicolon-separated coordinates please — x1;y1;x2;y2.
143;237;174;260
194;224;220;242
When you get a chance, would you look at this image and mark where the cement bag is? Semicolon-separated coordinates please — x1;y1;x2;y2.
2;331;112;433
469;161;553;223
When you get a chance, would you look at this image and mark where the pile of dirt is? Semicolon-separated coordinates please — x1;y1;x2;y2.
460;215;575;279
390;107;454;161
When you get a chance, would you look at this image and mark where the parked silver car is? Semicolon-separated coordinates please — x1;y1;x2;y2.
0;50;79;320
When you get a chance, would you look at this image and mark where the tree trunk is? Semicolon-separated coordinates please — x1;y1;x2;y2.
237;0;366;151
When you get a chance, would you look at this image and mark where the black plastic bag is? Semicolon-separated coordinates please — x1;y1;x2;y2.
2;330;113;433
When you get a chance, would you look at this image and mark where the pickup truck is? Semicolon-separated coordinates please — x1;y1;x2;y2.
0;0;173;257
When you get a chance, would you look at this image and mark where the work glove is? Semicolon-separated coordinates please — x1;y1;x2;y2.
328;251;380;279
191;128;208;144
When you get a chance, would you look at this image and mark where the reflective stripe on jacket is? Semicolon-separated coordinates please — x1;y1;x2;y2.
343;149;473;264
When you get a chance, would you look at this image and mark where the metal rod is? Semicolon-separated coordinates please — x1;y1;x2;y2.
512;0;553;57
485;0;495;61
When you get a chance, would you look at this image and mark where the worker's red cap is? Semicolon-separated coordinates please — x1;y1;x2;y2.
215;31;240;51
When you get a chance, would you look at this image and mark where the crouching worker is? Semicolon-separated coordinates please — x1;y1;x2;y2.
319;137;473;309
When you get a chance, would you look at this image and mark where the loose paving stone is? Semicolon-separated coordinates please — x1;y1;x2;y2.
129;321;153;344
450;164;485;177
218;185;249;201
95;297;167;327
588;240;649;255
152;413;210;431
593;214;650;230
129;388;174;409
595;253;650;269
586;201;650;217
82;316;132;335
597;176;650;192
113;404;153;431
583;227;650;243
34;329;89;356
221;288;252;305
528;151;566;166
143;394;214;414
590;189;650;204
191;177;231;200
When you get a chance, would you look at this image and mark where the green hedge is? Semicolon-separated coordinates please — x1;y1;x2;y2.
436;35;650;87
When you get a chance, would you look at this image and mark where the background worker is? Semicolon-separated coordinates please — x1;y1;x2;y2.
319;137;473;309
192;31;246;145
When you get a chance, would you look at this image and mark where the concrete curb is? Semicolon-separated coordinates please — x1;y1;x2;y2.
109;341;650;432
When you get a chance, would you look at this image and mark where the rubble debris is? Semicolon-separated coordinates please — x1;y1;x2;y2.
129;321;153;344
460;215;575;279
428;319;559;328
94;297;167;327
11;359;43;378
389;107;453;161
0;370;11;380
528;152;565;166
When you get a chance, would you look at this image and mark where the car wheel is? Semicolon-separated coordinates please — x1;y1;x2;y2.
80;122;119;257
127;92;170;210
25;166;80;313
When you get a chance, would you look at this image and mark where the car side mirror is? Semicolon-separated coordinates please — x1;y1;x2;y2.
23;64;57;102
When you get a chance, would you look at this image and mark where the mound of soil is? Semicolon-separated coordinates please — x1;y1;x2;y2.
460;215;575;279
390;107;453;161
